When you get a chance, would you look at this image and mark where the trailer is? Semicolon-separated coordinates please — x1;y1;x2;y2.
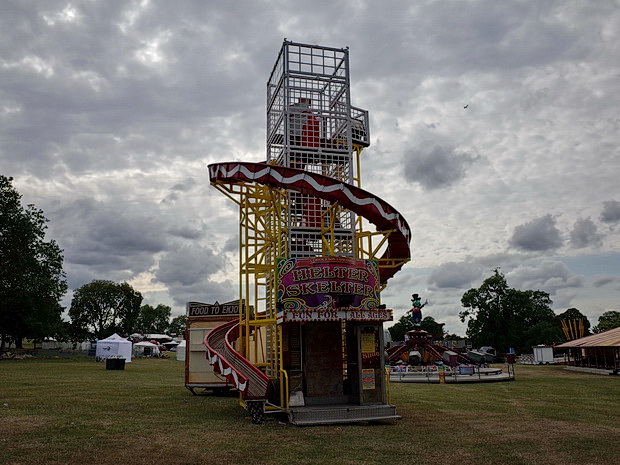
533;345;554;365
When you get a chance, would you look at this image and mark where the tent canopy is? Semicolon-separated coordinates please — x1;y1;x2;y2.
96;333;132;362
145;333;173;342
133;341;161;357
134;341;158;347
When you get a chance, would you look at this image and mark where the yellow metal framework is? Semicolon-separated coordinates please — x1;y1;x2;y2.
211;181;284;383
211;153;409;411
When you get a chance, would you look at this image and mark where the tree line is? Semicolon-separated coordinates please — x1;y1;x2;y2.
0;176;186;350
2;175;620;351
67;279;187;342
390;268;620;353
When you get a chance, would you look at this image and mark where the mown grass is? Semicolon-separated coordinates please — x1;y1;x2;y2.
1;358;619;465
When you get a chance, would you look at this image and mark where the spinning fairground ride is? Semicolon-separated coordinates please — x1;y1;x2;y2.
204;41;411;425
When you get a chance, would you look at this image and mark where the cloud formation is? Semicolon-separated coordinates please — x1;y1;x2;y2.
570;218;603;249
507;260;585;295
600;200;620;223
509;215;563;251
2;1;619;331
403;141;478;190
428;261;483;289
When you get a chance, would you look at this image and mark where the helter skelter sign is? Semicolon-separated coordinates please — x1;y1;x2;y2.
275;256;392;323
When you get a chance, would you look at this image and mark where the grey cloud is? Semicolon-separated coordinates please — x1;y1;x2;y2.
476;254;526;273
507;260;584;295
46;197;167;267
40;196;169;291
422;2;575;70
428;261;483;289
166;225;206;241
342;1;580;85
403;141;477;190
0;1;269;179
222;235;239;253
569;217;603;249
154;244;227;287
166;279;236;308
600;200;620;223
160;193;179;205
161;178;197;204
154;243;232;306
63;263;136;292
380;270;428;304
171;178;196;192
509;214;563;251
593;275;620;288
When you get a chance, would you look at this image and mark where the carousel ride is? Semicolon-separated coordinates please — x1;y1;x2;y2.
386;305;515;384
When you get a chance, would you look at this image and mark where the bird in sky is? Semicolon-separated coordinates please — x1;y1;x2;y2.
463;104;469;109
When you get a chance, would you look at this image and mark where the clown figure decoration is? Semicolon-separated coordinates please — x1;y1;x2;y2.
409;293;428;326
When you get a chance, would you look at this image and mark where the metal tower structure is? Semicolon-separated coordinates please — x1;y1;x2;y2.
207;40;410;421
267;41;370;260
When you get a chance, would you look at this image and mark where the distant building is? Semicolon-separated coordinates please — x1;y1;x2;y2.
556;326;620;375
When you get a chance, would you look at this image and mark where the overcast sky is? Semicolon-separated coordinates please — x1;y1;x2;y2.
2;0;619;335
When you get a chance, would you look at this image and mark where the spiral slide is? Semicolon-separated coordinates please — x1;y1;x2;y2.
204;319;271;400
208;161;411;284
204;161;412;402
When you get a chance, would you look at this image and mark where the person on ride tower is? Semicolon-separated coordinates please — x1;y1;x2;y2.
289;97;322;228
289;97;320;165
409;293;428;325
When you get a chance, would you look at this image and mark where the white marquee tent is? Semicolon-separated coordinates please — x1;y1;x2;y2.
176;340;186;361
133;341;161;357
95;333;132;362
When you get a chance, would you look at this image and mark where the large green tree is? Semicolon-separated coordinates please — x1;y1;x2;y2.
68;280;142;339
521;321;564;350
420;316;445;339
593;311;620;333
136;304;172;335
389;315;445;341
388;314;414;342
168;315;188;337
0;175;67;349
460;269;557;353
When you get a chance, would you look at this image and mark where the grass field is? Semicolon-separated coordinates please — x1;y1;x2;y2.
1;357;619;465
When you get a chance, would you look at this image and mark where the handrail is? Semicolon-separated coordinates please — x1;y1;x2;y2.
279;368;289;410
384;367;392;404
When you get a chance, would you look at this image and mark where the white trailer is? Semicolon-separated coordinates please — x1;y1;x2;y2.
532;345;554;364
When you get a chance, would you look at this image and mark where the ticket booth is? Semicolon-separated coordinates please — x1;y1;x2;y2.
282;319;387;407
184;300;240;395
277;257;392;413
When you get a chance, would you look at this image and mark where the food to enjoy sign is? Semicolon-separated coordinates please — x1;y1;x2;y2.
277;257;381;312
186;300;241;318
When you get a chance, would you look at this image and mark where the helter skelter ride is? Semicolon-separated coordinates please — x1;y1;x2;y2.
205;41;411;425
